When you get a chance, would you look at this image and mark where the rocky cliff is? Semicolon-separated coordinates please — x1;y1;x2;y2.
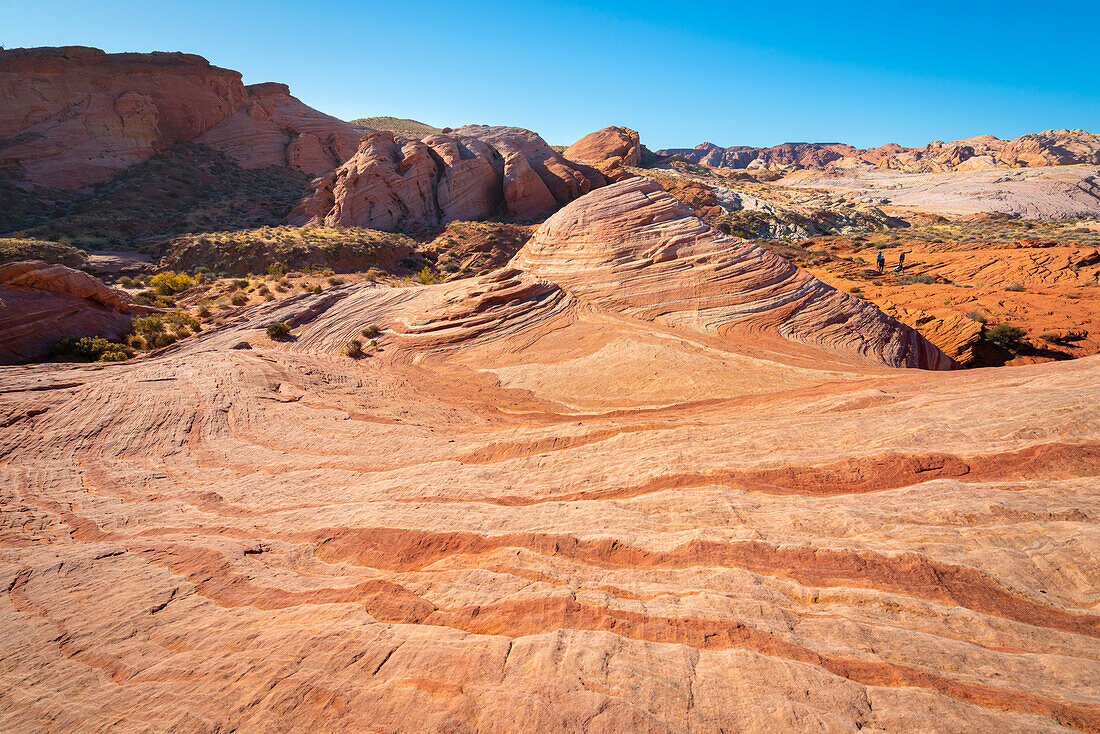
289;126;608;231
0;46;361;188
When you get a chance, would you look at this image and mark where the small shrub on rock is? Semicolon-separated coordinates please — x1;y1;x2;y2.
984;324;1028;351
266;322;291;339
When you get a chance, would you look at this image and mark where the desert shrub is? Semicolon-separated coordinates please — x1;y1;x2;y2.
266;322;291;339
361;325;382;339
343;338;363;357
327;276;345;286
984;324;1027;351
231;293;248;306
1040;333;1064;344
132;311;201;349
898;274;936;285
265;263;286;276
415;266;438;285
257;285;271;296
133;290;177;308
53;336;131;362
234;279;250;289
117;276;135;287
1004;282;1025;292
965;309;988;323
148;271;195;295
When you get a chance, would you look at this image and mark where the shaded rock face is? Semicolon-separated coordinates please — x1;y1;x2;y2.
563;126;641;182
513;178;955;370
0;260;136;363
290;126;607;231
660;129;1100;173
0;46;361;188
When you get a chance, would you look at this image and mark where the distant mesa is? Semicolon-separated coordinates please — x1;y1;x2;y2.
658;129;1100;173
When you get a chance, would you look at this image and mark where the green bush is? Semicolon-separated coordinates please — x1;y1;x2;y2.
984;324;1028;351
266;322;291;339
53;336;131;362
148;271;195;295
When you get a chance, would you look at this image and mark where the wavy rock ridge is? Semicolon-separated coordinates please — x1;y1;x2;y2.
514;178;954;369
0;260;142;363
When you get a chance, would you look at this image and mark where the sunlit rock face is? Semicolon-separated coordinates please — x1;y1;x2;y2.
4;180;1099;734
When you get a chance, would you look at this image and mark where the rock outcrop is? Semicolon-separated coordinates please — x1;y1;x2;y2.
0;260;138;363
513;178;954;369
660;129;1100;173
290;126;607;230
563;126;641;181
0;46;361;188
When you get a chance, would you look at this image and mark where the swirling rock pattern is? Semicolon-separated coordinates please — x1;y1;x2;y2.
515;178;954;369
2;189;1097;733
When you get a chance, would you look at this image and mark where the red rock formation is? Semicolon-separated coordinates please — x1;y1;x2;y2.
0;46;361;188
195;82;361;176
563;126;641;181
290;126;607;230
513;178;954;369
0;260;139;363
660;129;1100;173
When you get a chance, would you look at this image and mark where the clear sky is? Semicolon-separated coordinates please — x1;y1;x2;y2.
4;0;1098;150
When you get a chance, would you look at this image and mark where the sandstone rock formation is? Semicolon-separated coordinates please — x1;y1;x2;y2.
513;178;954;369
660;129;1100;173
195;82;361;176
0;260;139;363
563;125;641;181
290;126;607;231
1;181;1096;731
0;46;361;188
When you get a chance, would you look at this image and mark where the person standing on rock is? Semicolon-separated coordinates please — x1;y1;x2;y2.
898;251;906;272
876;251;885;273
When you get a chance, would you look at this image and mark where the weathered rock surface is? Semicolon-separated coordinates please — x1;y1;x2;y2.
195;82;361;176
660;129;1100;173
290;126;607;231
513;178;954;369
0;260;137;363
563;125;641;181
0;46;361;188
1;193;1097;731
778;165;1100;219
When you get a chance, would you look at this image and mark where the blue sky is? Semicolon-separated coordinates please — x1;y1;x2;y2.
4;0;1098;150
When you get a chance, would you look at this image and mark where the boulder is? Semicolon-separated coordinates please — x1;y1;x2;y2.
563;126;641;181
0;260;138;363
